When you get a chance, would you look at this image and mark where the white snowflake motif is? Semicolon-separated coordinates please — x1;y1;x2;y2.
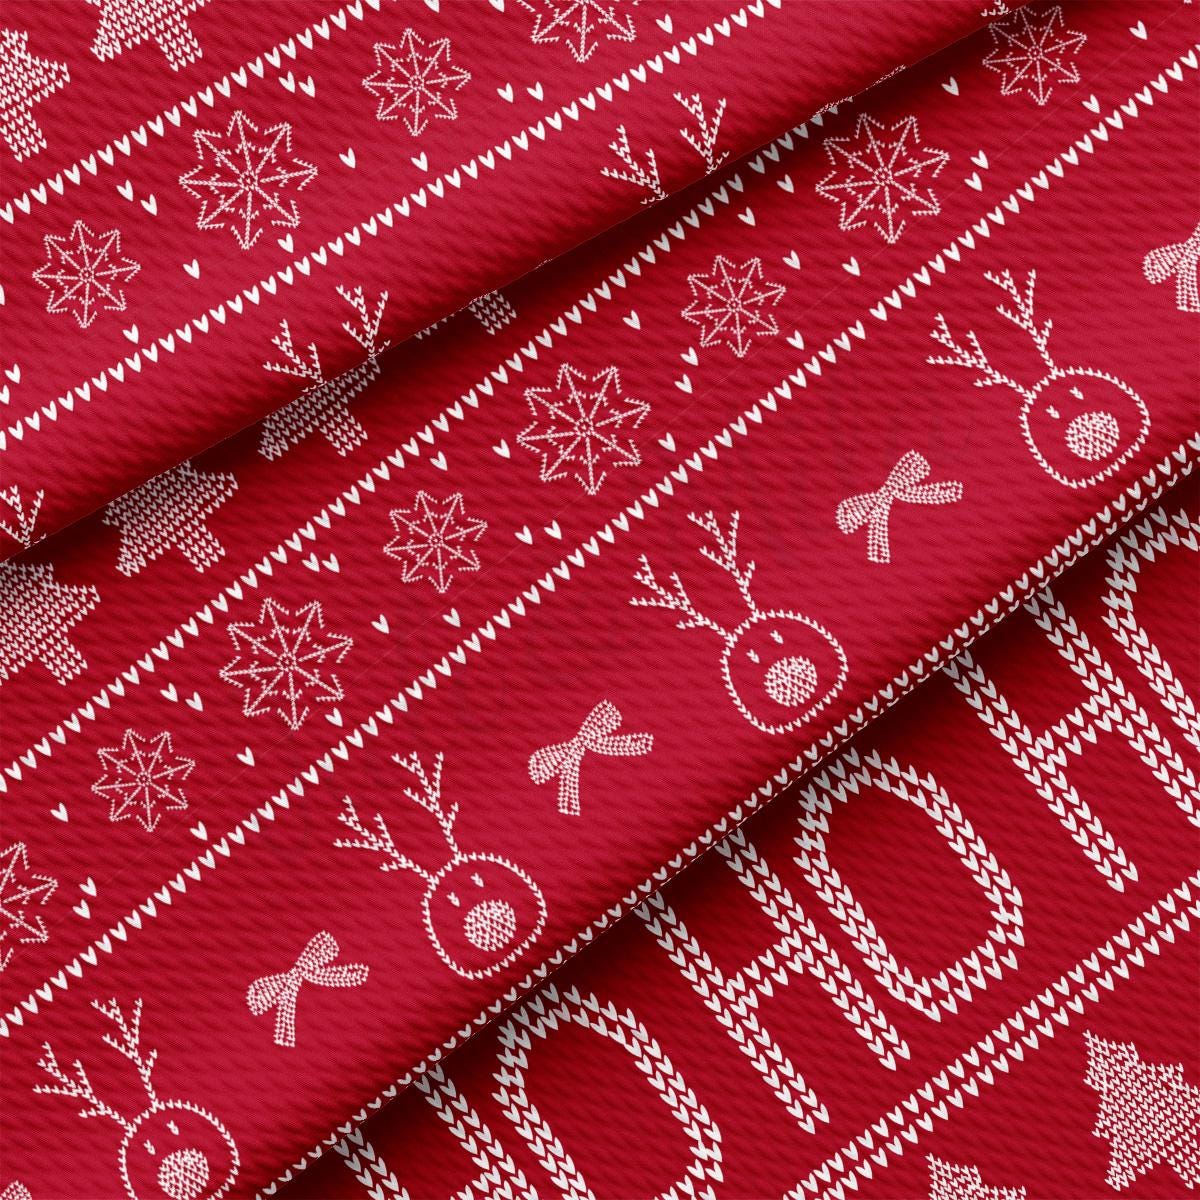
520;0;636;63
1;842;57;972
983;5;1087;106
385;492;486;593
179;110;317;250
32;220;140;329
362;29;470;136
220;598;353;730
816;114;949;245
681;256;786;358
518;364;649;495
92;730;193;832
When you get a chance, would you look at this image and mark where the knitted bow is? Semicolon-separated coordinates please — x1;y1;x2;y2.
528;700;654;815
246;931;369;1047
836;450;963;564
1142;222;1200;314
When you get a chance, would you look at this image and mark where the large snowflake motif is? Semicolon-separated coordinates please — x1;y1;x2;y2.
220;598;353;730
92;729;193;832
0;842;57;971
520;0;636;63
983;5;1087;107
682;256;786;358
32;220;140;329
179;110;317;250
518;364;649;494
385;492;486;593
816;114;949;245
362;30;470;136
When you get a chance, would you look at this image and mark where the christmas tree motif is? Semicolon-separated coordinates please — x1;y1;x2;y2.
0;842;58;972
220;597;353;731
816;113;949;245
467;289;517;335
179;110;317;250
385;492;486;593
1084;1031;1200;1191
601;125;665;204
102;461;237;576
1143;221;1200;314
261;287;388;460
518;364;649;495
361;29;470;136
0;28;70;161
632;510;849;735
92;730;194;833
982;5;1087;107
335;752;547;978
929;268;1150;488
33;220;140;329
87;0;209;71
0;486;44;550
0;562;100;686
927;1156;1026;1200
519;0;636;63
682;255;787;358
35;997;240;1200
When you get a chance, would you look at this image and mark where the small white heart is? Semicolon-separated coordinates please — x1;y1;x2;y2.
430;451;448;471
842;257;861;277
658;432;675;452
1083;94;1101;113
117;179;134;201
681;347;699;366
970;150;989;169
738;207;756;226
326;708;343;727
183;259;200;279
516;526;533;544
140;194;158;216
279;72;296;92
277;233;294;252
411;152;428;172
51;804;69;823
623;311;640;329
3;364;19;383
236;746;255;767
526;82;544;101
73;900;91;919
942;77;959;97
190;822;207;840
300;75;316;97
1130;20;1147;39
123;325;140;343
787;330;804;350
783;250;801;270
675;375;693;394
443;608;461;628
777;174;795;194
492;440;511;458
497;83;515;103
372;613;389;634
965;172;983;191
81;877;97;896
339;147;357;169
185;691;203;711
656;14;672;33
544;521;561;539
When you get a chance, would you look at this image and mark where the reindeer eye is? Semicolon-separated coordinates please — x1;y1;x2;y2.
1046;406;1060;419
771;631;784;644
470;873;484;887
167;1120;180;1136
447;892;461;907
144;1139;156;1155
1070;386;1085;400
746;649;760;664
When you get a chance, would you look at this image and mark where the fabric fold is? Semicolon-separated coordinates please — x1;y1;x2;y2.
1;3;1197;1198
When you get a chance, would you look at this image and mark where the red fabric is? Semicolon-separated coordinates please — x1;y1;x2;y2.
1;2;1197;1198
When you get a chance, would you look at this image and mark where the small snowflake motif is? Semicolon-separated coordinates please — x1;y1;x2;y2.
816;114;949;245
32;220;140;329
220;598;353;730
385;492;486;593
0;842;57;972
179;110;317;250
0;29;71;162
362;29;470;136
983;6;1086;107
92;730;193;832
87;0;209;71
519;364;649;494
681;256;786;358
520;0;636;63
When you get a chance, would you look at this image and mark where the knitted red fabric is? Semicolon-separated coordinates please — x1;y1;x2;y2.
1;2;1196;1197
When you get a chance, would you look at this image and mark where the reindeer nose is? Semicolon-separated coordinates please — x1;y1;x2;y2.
763;656;818;708
1065;410;1120;461
158;1147;209;1200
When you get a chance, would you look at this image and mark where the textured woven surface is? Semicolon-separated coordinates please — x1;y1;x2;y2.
1;2;1197;1197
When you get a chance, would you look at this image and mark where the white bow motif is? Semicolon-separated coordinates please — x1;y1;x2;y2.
246;931;369;1047
529;700;654;816
1143;221;1200;314
836;450;963;564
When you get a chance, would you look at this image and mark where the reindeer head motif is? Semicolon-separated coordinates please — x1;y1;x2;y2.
335;753;546;979
34;999;238;1200
632;511;848;734
929;268;1150;488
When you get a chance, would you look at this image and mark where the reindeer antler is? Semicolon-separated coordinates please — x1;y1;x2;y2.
692;510;756;614
601;126;665;203
338;286;388;358
631;554;732;640
393;752;459;855
0;486;43;548
675;92;728;173
264;320;324;385
94;997;158;1105
927;312;1027;397
334;795;434;882
34;1042;132;1133
986;268;1054;370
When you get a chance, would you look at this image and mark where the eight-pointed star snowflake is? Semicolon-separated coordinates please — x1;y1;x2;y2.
681;256;787;358
220;598;353;730
519;364;649;494
32;220;140;329
385;492;487;593
362;29;470;136
520;0;636;63
982;5;1087;107
179;110;317;250
0;841;57;969
815;113;949;245
92;729;194;832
